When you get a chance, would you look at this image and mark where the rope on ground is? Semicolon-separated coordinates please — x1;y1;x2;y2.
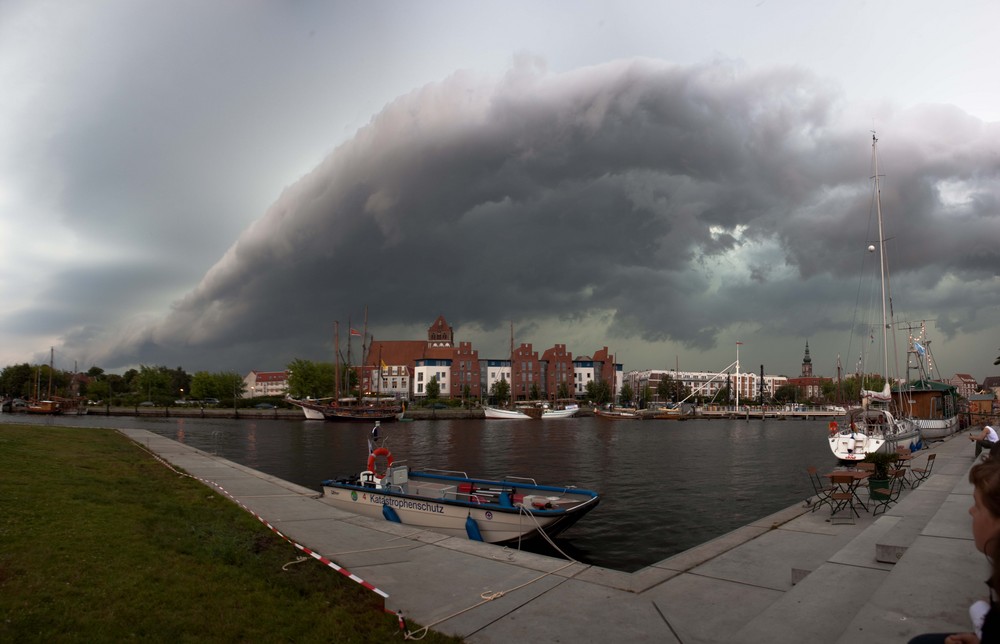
402;559;577;640
403;507;581;640
282;556;309;570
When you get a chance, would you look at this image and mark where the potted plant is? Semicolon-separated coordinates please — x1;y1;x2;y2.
864;451;899;500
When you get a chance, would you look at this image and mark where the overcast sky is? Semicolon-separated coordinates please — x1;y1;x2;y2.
2;0;998;383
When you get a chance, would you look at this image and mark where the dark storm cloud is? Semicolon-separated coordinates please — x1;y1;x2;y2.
81;58;1000;370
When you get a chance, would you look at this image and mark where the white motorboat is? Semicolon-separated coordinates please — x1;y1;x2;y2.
320;423;600;544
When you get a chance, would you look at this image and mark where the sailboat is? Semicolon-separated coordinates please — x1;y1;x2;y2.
483;323;531;419
829;134;920;462
289;317;404;422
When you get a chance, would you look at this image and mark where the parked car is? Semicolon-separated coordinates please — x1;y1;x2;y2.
254;403;275;409
202;398;220;405
139;401;155;407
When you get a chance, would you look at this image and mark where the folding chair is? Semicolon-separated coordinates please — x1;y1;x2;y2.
871;468;906;516
909;453;936;489
894;446;914;486
830;473;860;524
806;466;835;512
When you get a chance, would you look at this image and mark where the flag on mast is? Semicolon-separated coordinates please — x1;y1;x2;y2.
350;328;362;337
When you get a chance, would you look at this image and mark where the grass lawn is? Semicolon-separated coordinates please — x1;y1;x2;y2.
0;423;462;643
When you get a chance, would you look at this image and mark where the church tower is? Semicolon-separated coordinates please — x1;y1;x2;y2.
801;342;813;377
427;315;454;348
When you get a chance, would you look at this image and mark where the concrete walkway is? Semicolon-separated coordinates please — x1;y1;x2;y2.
120;428;984;643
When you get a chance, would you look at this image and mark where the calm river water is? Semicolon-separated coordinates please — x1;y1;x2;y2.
9;413;839;572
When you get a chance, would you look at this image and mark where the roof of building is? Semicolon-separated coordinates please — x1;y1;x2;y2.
249;371;287;382
365;340;427;367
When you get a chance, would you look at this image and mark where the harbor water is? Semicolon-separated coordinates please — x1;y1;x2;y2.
8;413;839;572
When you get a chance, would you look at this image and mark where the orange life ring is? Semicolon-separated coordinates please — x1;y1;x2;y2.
367;447;394;478
828;421;839;436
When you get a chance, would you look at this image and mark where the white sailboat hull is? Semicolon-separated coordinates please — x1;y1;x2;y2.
541;405;579;419
483;406;532;420
913;416;960;440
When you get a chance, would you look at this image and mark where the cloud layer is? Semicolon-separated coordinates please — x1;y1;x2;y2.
63;57;998;375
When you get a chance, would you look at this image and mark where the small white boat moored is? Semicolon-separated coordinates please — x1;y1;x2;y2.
483;406;532;420
320;423;600;544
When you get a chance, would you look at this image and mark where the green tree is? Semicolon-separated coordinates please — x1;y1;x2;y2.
426;376;440;400
88;379;110;402
490;378;510;405
286;359;335;399
529;383;540;400
219;371;245;403
1;363;34;398
557;382;571;400
122;368;139;393
136;365;171;402
657;374;690;403
189;371;216;400
585;380;611;405
774;384;798;403
619;382;634;406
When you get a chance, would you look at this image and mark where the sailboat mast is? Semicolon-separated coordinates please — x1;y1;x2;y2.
360;306;368;402
334;321;341;401
509;321;514;406
48;347;54;398
872;133;891;384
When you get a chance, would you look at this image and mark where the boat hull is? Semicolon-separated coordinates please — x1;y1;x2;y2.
913;416;960;440
594;409;639;420
541;405;579;419
483;406;532;420
288;399;326;420
828;408;919;460
321;470;599;544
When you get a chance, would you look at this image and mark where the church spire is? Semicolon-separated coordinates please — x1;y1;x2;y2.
801;341;813;377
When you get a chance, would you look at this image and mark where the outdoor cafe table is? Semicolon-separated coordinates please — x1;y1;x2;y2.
824;469;872;513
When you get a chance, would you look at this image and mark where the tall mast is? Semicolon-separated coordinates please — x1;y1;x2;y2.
360;306;368;402
48;347;54;398
872;133;891;384
334;321;341;401
509;320;515;406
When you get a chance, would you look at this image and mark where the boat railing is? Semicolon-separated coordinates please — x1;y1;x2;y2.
503;475;539;486
422;468;470;478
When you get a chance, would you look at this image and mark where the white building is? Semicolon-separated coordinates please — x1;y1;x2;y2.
626;369;788;405
413;359;452;398
242;370;290;399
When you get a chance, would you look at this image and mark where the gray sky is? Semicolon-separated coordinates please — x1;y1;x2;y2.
2;0;998;382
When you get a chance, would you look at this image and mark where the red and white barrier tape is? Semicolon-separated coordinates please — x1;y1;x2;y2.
131;439;392;602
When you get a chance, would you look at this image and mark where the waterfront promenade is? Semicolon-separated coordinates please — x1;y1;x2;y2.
121;427;983;643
